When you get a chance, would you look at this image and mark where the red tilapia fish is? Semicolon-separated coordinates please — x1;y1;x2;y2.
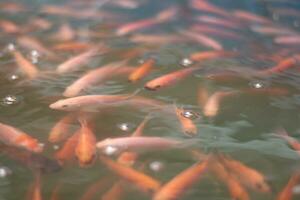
189;50;237;62
12;50;39;79
145;66;202;90
75;118;97;167
63;61;134;97
99;155;161;193
56;47;107;74
276;128;300;155
153;159;208;200
274;35;300;45
195;15;242;30
49;94;164;112
96;136;180;154
27;172;42;200
175;107;198;136
233;10;271;24
191;25;243;40
48;113;77;143
276;173;300;200
0;122;43;153
190;0;232;18
0;19;20;34
116;6;177;36
128;58;155;82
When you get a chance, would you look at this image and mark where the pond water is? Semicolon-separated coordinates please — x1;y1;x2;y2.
0;0;300;199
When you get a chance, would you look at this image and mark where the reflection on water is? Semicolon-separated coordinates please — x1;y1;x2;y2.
0;0;300;199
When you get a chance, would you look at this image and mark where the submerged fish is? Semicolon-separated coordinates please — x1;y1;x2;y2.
276;173;300;200
128;58;155;82
12;50;39;79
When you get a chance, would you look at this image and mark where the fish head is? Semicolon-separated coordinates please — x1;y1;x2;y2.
49;98;81;111
144;81;161;91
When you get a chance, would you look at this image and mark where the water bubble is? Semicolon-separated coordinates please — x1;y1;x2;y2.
6;43;16;52
249;81;265;89
180;58;193;67
103;146;118;156
7;74;19;82
0;166;12;178
149;161;164;172
29;50;40;64
117;123;133;132
181;110;199;120
1;95;20;106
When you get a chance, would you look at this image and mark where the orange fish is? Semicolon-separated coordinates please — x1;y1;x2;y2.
209;158;250;200
219;154;270;193
50;23;75;42
0;122;43;153
196;15;242;30
129;58;155;82
48;113;76;143
180;31;223;50
234;10;271;24
259;55;299;74
276;128;300;154
54;129;80;165
203;91;237;117
75;118;97;167
0;19;20;34
190;50;236;62
130;34;183;45
153;159;207;200
99;155;161;193
101;181;124;200
27;172;42;200
192;25;243;40
12;50;39;79
190;0;232;18
49;183;62;200
52;41;92;52
276;173;300;200
175;107;198;136
80;176;114;200
145;67;202;90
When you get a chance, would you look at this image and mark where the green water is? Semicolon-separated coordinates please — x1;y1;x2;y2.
0;0;300;199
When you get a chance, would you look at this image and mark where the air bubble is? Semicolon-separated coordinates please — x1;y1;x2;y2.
7;74;19;81
29;50;40;64
0;166;12;178
117;123;133;132
6;43;16;52
149;161;164;172
180;58;193;67
1;95;20;106
249;81;265;89
181;110;199;120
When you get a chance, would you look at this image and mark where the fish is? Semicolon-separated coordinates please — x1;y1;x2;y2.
48;113;77;143
99;155;161;193
203;91;237;117
54;129;80;165
190;0;232;18
233;10;271;24
97;136;180;154
52;41;92;52
12;50;39;79
276;128;300;155
219;154;271;193
0;19;20;34
209;158;250;200
75;118;97;167
250;25;295;36
180;30;223;50
0;122;43;153
28;173;43;200
197;85;209;108
50;23;75;42
189;50;236;62
153;159;208;200
276;173;300;200
63;61;134;97
195;15;242;30
175;107;198;136
191;25;243;40
274;35;300;45
116;6;177;36
80;177;114;200
130;34;183;45
56;47;107;74
144;66;202;90
17;36;56;59
258;55;299;74
49;93;164;112
49;184;62;200
0;143;61;173
128;58;155;82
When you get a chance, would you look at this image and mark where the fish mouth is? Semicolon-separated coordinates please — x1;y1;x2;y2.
144;84;161;91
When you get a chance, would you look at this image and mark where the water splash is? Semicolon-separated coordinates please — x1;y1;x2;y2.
180;58;193;67
1;95;21;106
0;166;12;178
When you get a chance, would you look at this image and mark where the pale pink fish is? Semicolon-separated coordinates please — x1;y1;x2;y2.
116;6;177;36
12;50;39;79
63;61;134;97
274;35;300;45
50;23;75;42
49;94;165;112
17;36;56;59
130;34;183;45
233;10;271;24
190;0;232;18
250;25;295;36
0;20;20;34
203;91;237;117
0;122;43;153
180;31;223;50
191;25;242;40
56;47;107;74
96;136;180;153
195;15;242;29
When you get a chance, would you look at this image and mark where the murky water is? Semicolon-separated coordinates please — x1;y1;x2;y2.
0;0;300;199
